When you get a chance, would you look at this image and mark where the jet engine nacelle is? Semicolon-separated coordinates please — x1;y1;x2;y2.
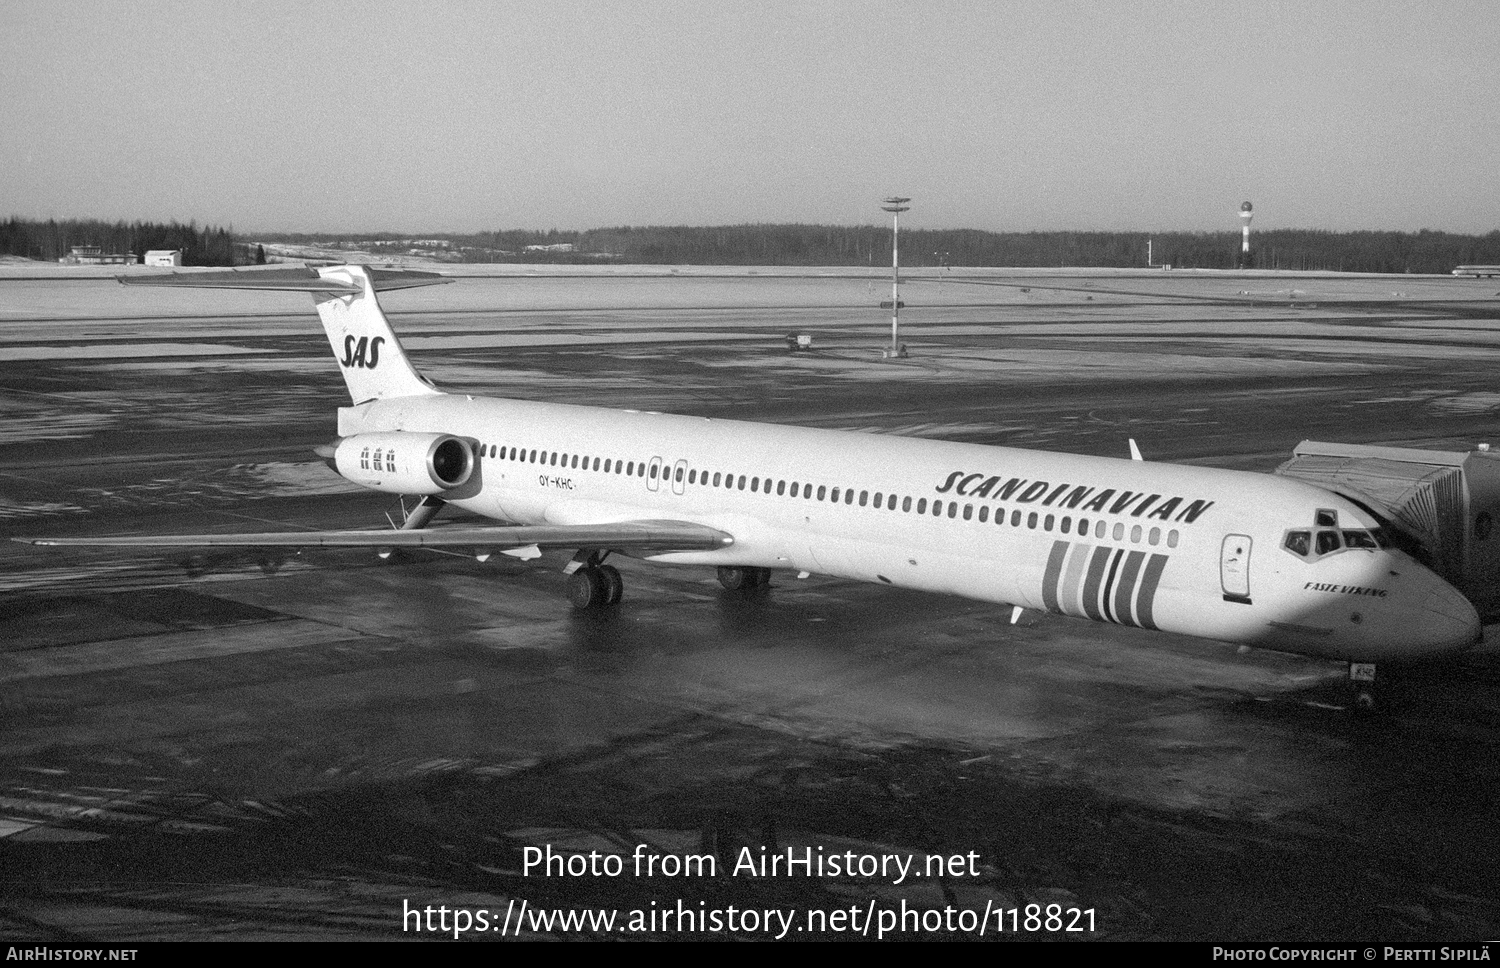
330;432;474;495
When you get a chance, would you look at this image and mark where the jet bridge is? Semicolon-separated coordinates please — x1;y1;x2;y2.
1276;440;1500;621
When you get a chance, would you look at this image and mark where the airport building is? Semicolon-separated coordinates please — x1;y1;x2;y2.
144;249;183;266
59;245;136;265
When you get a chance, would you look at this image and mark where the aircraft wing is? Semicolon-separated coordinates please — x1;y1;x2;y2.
116;266;452;293
16;520;733;554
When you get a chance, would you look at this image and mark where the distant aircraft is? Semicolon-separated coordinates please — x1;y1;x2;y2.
1452;265;1500;278
18;266;1485;712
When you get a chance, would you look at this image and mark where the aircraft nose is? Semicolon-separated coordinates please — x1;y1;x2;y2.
1415;574;1481;656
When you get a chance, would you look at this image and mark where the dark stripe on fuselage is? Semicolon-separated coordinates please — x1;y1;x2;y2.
1080;545;1112;621
1042;540;1068;613
1135;553;1170;631
1099;549;1125;624
1113;550;1147;628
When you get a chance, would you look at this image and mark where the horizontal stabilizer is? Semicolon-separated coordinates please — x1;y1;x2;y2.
16;520;734;555
117;266;452;293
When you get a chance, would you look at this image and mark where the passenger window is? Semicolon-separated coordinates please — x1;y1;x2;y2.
859;491;868;507
790;482;799;497
689;470;697;484
751;477;760;492
917;498;927;513
1130;525;1141;542
818;486;827;500
1077;517;1086;534
593;457;600;470
979;506;989;523
1283;531;1310;556
846;490;855;505
778;481;786;496
903;497;912;512
1044;514;1054;531
738;476;746;490
1012;510;1022;527
1027;512;1038;529
1112;523;1124;540
1060;517;1070;534
872;491;881;506
933;500;943;516
1095;521;1105;539
962;504;972;520
1167;530;1179;548
1315;530;1342;555
1148;527;1160;545
712;472;721;486
675;466;684;483
1344;530;1378;550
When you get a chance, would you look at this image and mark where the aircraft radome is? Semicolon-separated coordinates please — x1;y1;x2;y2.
18;265;1488;713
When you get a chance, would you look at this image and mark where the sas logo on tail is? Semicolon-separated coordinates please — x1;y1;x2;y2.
341;335;385;369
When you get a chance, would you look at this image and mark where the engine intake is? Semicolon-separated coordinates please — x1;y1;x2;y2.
328;432;474;495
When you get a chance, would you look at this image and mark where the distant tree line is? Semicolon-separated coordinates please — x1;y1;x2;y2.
438;224;1500;273
13;218;1497;273
0;218;244;265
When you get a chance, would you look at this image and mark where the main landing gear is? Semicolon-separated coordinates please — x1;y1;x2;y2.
1348;662;1379;714
566;552;623;611
717;566;771;593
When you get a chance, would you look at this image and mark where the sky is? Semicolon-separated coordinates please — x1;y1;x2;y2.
3;1;1497;234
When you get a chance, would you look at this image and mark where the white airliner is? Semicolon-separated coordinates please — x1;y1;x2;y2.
20;265;1483;709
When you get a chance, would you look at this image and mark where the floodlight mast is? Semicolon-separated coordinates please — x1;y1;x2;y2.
1239;201;1253;268
881;196;910;358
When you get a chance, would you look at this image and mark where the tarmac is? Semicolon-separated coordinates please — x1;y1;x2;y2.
2;265;1499;940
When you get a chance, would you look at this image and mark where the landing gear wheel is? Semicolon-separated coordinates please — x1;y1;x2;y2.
717;566;751;591
599;565;624;606
718;566;771;593
567;567;606;610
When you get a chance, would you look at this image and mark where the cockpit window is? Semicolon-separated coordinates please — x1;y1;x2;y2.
1315;509;1338;528
1314;530;1342;555
1284;531;1311;556
1343;530;1378;550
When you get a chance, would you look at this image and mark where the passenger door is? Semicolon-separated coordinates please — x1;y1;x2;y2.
1221;534;1252;603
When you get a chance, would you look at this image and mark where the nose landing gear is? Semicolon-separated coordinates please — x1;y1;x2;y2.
717;566;772;593
1348;662;1379;714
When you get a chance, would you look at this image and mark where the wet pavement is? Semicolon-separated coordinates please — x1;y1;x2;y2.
2;268;1499;940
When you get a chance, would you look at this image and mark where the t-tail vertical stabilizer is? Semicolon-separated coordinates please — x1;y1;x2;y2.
117;264;450;404
312;265;443;404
